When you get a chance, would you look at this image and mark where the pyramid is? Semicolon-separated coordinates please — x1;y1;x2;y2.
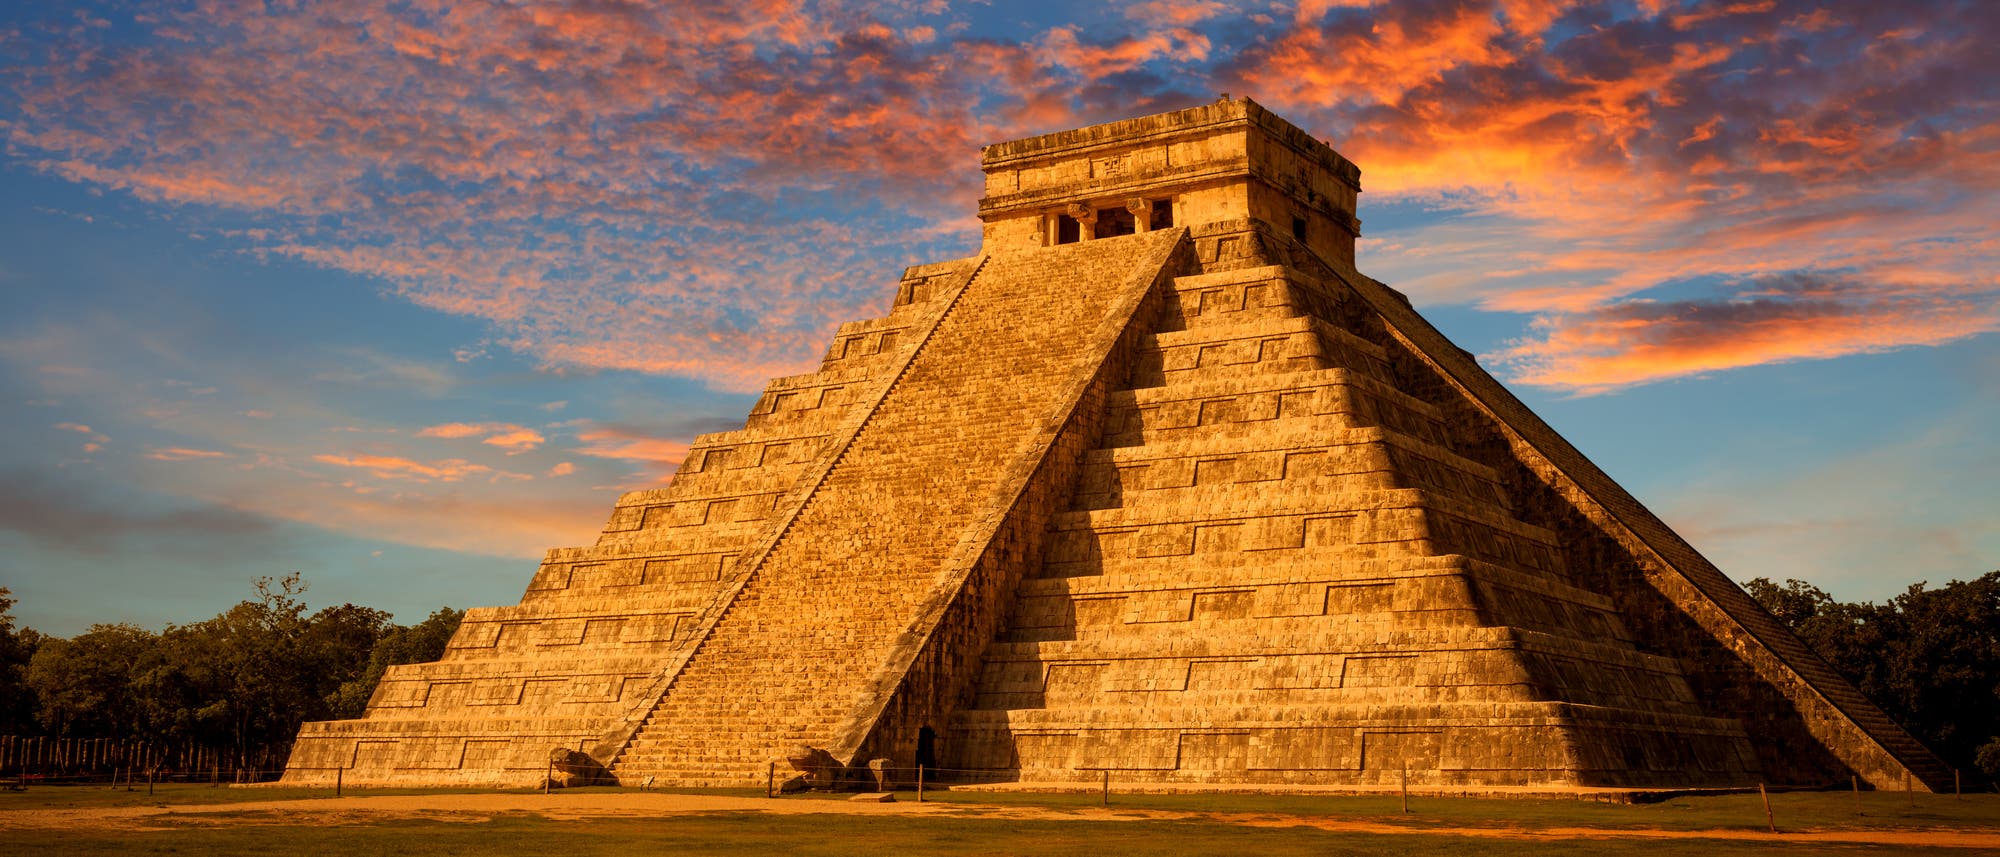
284;99;1949;792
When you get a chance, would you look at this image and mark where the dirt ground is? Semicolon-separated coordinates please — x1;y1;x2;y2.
5;791;1998;849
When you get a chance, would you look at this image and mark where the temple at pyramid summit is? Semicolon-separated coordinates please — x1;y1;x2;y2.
283;99;1950;792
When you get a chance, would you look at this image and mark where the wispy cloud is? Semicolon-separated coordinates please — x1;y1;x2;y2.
146;446;233;462
0;469;274;554
4;0;1995;399
565;422;693;487
417;421;545;453
1224;0;2000;391
312;453;499;483
53;420;108;454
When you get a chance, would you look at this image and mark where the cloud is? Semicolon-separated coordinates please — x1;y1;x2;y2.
1491;274;2000;393
52;420;109;454
1124;0;1230;27
573;426;689;467
417;421;546;453
146;447;234;461
311;348;457;396
479;427;545;453
1224;0;2000;390
414;423;488;440
546;461;575;477
0;469;274;553
1661;402;2000;602
312;453;497;483
569;423;691;486
5;0;1997;397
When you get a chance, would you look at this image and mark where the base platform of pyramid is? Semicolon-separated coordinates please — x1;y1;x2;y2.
282;99;1949;793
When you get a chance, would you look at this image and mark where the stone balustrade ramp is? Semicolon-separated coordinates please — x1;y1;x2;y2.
608;229;1188;785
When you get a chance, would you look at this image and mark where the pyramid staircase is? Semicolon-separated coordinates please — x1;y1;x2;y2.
605;230;1190;785
946;234;1764;787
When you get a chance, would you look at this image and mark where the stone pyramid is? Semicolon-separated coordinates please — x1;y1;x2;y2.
285;99;1949;792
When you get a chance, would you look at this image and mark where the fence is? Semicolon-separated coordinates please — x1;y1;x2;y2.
0;736;292;785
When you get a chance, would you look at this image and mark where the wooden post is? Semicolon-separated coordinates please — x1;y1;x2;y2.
1852;774;1861;813
1906;771;1914;806
917;764;924;803
1101;770;1109;806
1955;769;1961;800
336;767;343;797
1759;783;1775;833
147;768;155;797
1401;764;1410;814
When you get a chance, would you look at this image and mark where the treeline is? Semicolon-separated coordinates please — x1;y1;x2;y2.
0;574;460;771
1745;571;2000;778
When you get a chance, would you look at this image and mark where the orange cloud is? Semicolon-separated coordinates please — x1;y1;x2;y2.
146;447;234;461
480;427;546;453
415;422;488;439
573;427;689;467
417;421;546;453
54;421;110;454
10;0;1997;397
1124;0;1229;27
1492;275;2000;393
312;453;495;483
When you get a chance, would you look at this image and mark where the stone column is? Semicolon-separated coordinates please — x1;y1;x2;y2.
1126;198;1154;232
1067;202;1098;241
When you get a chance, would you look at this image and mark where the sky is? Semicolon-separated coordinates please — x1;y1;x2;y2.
1;0;1994;636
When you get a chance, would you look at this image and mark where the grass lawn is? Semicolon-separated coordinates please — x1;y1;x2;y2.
0;811;1935;856
916;786;2000;833
0;782;527;810
2;784;1995;855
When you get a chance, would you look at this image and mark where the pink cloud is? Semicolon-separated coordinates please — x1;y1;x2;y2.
9;0;1997;397
146;447;234;462
417;421;546;453
480;427;545;454
414;422;489;439
1491;275;2000;393
573;427;689;468
312;453;494;483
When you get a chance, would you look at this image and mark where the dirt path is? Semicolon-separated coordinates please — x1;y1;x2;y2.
3;792;1996;849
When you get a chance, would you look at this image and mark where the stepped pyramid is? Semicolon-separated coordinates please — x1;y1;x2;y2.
285;99;1949;792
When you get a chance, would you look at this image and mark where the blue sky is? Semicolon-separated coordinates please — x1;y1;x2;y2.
2;0;1995;634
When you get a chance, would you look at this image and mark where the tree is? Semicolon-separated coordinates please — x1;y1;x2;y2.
1747;572;2000;781
329;606;463;719
0;588;42;734
25;623;157;738
5;574;460;775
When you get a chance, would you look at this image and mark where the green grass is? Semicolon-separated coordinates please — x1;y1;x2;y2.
908;787;2000;833
0;782;533;810
0;811;1932;856
3;783;1995;855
